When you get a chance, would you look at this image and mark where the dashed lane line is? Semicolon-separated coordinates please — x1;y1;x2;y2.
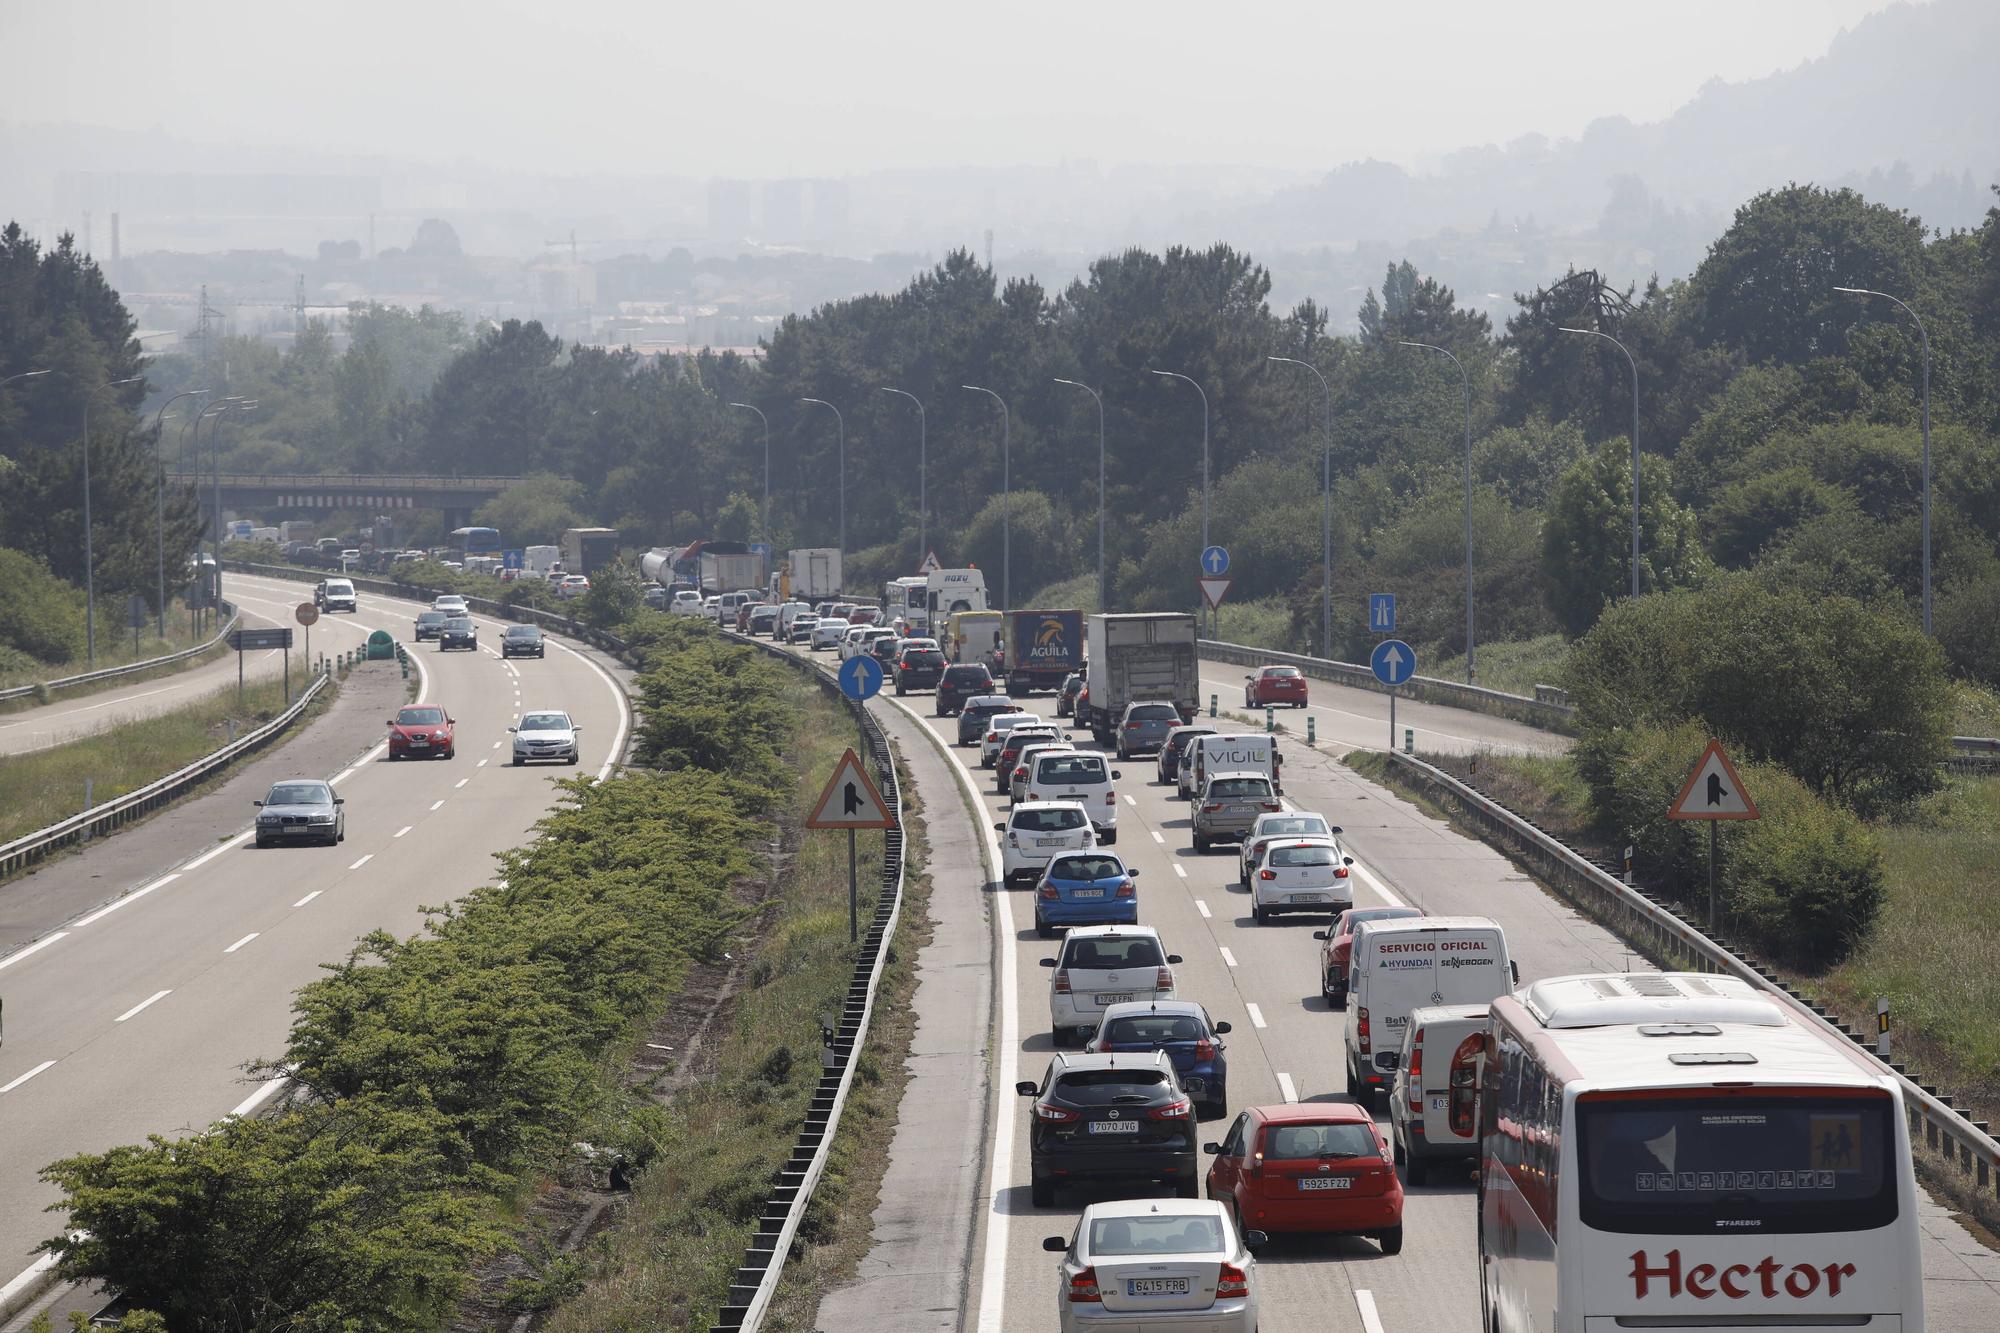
1194;899;1211;918
223;933;259;954
0;932;69;973
1219;946;1238;968
293;890;322;908
0;1061;57;1094
115;990;172;1023
1277;1071;1299;1103
1246;1002;1266;1029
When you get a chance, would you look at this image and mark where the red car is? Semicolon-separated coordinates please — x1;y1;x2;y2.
1204;1101;1403;1252
848;605;883;626
387;704;455;759
1244;665;1309;708
1313;905;1424;1006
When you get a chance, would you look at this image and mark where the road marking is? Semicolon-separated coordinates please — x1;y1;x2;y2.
1173;864;1187;879
0;1255;59;1310
430;800;445;811
348;854;373;870
1277;1071;1298;1103
0;1061;57;1094
331;767;356;784
477;759;488;768
229;1074;289;1118
115;990;173;1022
1219;946;1238;968
72;873;180;928
546;636;632;781
1194;898;1211;918
1350;859;1407;908
394;825;412;838
491;740;501;749
1150;830;1165;844
186;830;253;870
1355;1289;1387;1333
454;778;468;789
293;890;322;907
223;932;259;954
0;931;70;973
1246;1002;1266;1029
1123;794;1136;806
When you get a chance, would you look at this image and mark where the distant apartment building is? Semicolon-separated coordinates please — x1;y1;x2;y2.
761;179;805;244
708;179;754;243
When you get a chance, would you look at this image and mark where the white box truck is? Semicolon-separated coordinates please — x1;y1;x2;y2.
787;548;843;601
524;545;563;577
1343;916;1516;1108
1080;612;1199;743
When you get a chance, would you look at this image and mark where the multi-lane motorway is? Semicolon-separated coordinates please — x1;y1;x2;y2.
0;572;631;1315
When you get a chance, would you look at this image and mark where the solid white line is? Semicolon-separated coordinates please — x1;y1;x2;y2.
348;853;373;870
0;1254;58;1307
72;872;181;928
1194;898;1211;918
1277;1071;1298;1103
547;637;631;782
223;932;259;954
454;778;468;789
293;890;322;907
1246;1002;1266;1029
1219;946;1238;968
115;989;173;1023
185;830;253;871
1150;829;1165;844
1173;864;1188;879
1350;858;1407;908
0;1060;56;1094
430;800;445;811
1355;1289;1387;1333
229;1075;289;1118
0;931;70;973
331;767;356;784
394;825;412;838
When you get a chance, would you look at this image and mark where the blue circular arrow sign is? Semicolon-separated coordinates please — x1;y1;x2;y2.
1370;638;1417;687
838;653;885;701
1201;545;1230;576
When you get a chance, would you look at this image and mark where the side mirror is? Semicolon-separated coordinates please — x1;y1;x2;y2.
1244;1229;1270;1249
1166;954;1183;965
252;800;264;807
334;797;345;805
1015;1080;1038;1097
1329;826;1344;836
1511;961;1522;984
1243;674;1253;681
993;821;1007;832
1041;1236;1068;1253
1312;930;1329;941
1111;770;1123;780
507;726;517;733
446;717;455;725
1039;958;1057;968
1126;868;1140;878
1214;1020;1232;1035
1344;856;1355;866
573;725;582;732
1202;1142;1222;1155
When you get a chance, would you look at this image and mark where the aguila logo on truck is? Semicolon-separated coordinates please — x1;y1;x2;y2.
1629;1250;1857;1301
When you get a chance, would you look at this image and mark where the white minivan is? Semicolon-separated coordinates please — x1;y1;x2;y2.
1388;1002;1490;1185
1343;915;1514;1108
995;799;1095;886
1022;750;1121;845
1181;732;1280;799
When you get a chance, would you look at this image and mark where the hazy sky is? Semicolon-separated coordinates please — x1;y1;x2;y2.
0;0;1905;178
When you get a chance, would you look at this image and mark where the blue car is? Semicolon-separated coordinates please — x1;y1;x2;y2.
1032;851;1139;937
1085;1000;1232;1119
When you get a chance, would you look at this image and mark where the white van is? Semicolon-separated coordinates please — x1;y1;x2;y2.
1343;915;1513;1108
1184;732;1280;799
1022;750;1121;845
775;601;813;637
1387;1002;1489;1185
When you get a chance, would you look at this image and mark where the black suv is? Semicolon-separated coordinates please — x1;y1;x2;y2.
935;663;995;716
1016;1051;1199;1207
1156;726;1216;785
956;694;1018;747
500;624;545;659
892;645;947;695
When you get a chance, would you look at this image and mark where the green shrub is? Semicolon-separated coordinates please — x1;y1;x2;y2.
0;546;86;663
1936;574;2000;690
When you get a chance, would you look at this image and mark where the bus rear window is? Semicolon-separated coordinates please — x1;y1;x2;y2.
1575;1091;1898;1235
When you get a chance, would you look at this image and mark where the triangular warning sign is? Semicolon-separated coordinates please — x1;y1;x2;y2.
1197;576;1232;610
918;550;942;574
1667;740;1760;821
805;747;895;830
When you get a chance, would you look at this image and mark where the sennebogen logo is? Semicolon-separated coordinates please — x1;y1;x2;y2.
1028;616;1071;659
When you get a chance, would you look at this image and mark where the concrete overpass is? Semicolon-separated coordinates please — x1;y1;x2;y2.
166;473;523;528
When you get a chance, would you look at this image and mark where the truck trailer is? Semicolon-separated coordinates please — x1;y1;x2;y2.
997;609;1084;696
560;527;620;577
1078;612;1199;742
786;548;843;601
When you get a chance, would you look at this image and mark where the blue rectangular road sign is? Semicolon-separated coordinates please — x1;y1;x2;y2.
502;548;525;570
1368;593;1396;633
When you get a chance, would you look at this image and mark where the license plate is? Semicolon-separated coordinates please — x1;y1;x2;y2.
1095;993;1133;1005
1035;837;1068;847
1430;1094;1449;1111
1088;1120;1140;1135
1070;889;1105;899
1299;1176;1354;1190
1288;893;1325;903
1127;1277;1189;1295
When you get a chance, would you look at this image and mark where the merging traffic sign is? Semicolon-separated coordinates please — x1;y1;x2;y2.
1370;638;1416;687
1668;741;1760;820
837;654;885;701
1197;577;1232;611
806;748;895;830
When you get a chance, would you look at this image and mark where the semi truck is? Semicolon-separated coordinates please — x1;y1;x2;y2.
997;609;1084;696
945;610;1004;668
561;527;620;577
279;520;316;545
785;547;843;601
1078;612;1199;743
698;547;769;595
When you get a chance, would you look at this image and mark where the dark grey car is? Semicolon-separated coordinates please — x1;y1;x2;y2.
254;779;345;848
1115;700;1182;760
438;615;478;651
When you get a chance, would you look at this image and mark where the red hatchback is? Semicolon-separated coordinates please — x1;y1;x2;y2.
1244;665;1309;708
1313;905;1424;1006
387;704;455;760
1204;1102;1403;1252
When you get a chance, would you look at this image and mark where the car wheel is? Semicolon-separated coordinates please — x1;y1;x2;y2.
512;756;524;766
444;746;455;759
1035;915;1051;939
1330;988;1347;1010
1377;1225;1404;1256
1175;1172;1201;1200
1099;829;1116;846
1192;835;1208;853
1346;1059;1363;1099
1206;1098;1226;1121
1030;1175;1055;1209
567;754;579;765
1253;902;1268;925
255;836;270;849
1406;1157;1429;1187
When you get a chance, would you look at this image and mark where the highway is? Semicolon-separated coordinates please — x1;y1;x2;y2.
0;572;632;1309
779;639;2000;1332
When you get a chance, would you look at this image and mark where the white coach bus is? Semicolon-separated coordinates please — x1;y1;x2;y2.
1479;972;1922;1333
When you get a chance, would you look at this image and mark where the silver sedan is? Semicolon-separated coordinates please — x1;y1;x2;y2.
1042;1198;1263;1331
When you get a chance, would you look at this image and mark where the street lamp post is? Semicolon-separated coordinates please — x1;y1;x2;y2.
1557;327;1642;600
205;397;253;616
727;402;771;543
1395;342;1477;681
1149;369;1211;630
151;389;211;638
799;397;845;561
1835;286;1933;634
1266;356;1333;658
82;376;144;665
1;369;52;390
1053;379;1107;614
961;384;1012;610
878;388;927;565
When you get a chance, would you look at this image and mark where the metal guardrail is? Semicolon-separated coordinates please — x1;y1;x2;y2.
1197;638;1577;733
0;602;241;705
706;630;905;1331
0;670;330;881
1384;750;2000;1198
1950;735;2000;771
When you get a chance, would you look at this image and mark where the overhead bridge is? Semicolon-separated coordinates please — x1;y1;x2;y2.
167;473;523;526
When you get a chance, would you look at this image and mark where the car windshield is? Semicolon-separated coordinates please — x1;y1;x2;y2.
1128;703;1179;721
1104;1014;1206;1044
1039;756;1106;782
1262;1121;1380;1160
325;581;353;592
504;626;539;639
1270;844;1336;867
1088;1214;1225;1257
1050;854;1125;881
266;783;329;805
1012;807;1087;833
521;714;570;731
1209;778;1271;797
1062;936;1164;970
397;707;444;725
445;617;474;629
945;666;989;682
1259;817;1329;837
417;612;445;625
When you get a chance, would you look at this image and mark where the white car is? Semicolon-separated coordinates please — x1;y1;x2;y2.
980;712;1045;768
785;614;821;645
839;624;874;657
1247;835;1353;924
668;590;704;617
996;800;1095;886
509;709;581;766
811;617;852;651
845;627;897;660
1022;749;1121;844
1238;812;1338;886
431;594;468;615
557;575;591;599
1041;924;1180;1046
1006;736;1076;803
1043;1199;1262;1333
